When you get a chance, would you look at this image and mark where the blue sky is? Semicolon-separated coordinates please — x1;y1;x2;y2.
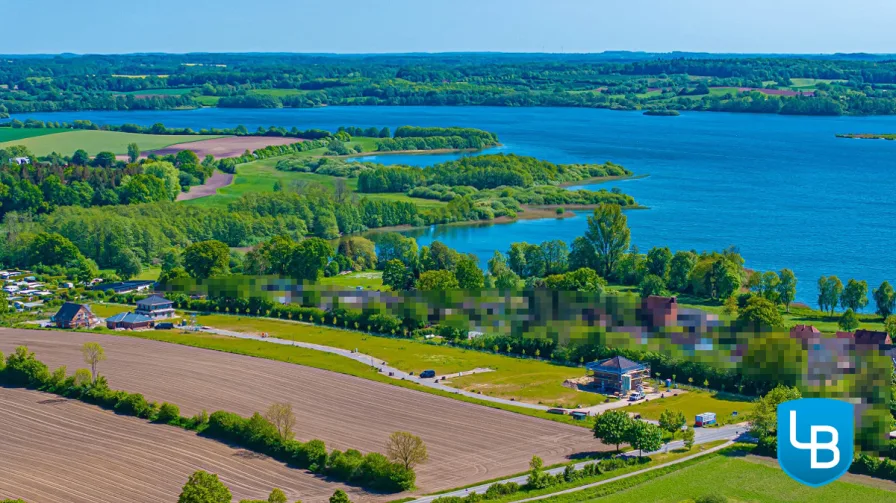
4;0;894;54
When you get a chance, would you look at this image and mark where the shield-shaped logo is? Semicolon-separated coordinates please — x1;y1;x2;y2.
777;398;854;487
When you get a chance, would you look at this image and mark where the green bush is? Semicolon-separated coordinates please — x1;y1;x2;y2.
115;392;150;417
157;402;181;423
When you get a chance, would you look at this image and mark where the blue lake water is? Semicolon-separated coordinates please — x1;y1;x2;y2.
15;107;896;306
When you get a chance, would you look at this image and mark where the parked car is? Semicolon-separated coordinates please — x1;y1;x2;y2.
419;370;436;378
547;408;567;415
628;391;645;401
570;411;589;420
154;322;174;330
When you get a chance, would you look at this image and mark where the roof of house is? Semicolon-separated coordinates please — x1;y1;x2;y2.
91;279;155;292
106;312;154;324
586;356;647;374
854;329;893;346
54;302;92;322
790;325;822;341
137;294;171;306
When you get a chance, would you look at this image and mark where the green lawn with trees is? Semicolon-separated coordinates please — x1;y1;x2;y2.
186;313;608;408
625;390;754;426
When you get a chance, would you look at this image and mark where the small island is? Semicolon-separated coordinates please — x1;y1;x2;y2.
836;133;896;140
643;109;680;117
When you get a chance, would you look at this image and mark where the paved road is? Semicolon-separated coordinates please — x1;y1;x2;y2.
199;326;551;410
406;427;745;503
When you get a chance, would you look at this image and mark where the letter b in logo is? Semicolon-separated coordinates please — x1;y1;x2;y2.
778;398;853;487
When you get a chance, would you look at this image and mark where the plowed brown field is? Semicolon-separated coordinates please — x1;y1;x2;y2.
0;329;600;498
0;388;372;503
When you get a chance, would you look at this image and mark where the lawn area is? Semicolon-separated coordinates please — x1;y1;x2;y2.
782;304;885;334
0;127;68;143
134;267;161;281
184;153;446;210
0;130;222;156
319;271;387;291
626;389;754;426
88;302;133;318
189;313;605;408
579;455;896;503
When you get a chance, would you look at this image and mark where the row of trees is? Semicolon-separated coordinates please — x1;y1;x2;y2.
1;344;420;495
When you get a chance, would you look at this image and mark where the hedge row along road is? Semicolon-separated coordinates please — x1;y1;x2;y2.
0;328;602;494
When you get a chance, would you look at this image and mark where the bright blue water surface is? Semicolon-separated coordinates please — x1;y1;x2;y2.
16;107;896;306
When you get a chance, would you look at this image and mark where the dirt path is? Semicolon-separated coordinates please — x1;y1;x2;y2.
0;388;374;503
0;328;601;494
176;170;234;201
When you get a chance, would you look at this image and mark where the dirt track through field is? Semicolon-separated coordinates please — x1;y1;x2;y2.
0;329;600;495
176;170;234;201
0;388;372;503
148;136;303;159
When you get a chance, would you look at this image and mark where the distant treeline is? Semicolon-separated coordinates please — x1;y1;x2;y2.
5;53;896;116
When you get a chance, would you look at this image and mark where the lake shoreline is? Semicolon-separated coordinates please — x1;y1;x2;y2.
363;202;648;235
835;133;896;140
333;145;500;159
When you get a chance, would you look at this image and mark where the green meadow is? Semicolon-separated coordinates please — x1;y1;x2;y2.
0;130;222;156
573;455;896;503
0;127;69;143
183;151;447;210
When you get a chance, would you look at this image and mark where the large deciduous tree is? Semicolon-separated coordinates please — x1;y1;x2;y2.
382;259;413;291
288;238;333;282
184;240;230;279
873;281;895;318
626;420;664;457
592;410;631;453
264;402;296;441
776;269;797;312
385;431;429;470
584;204;630;279
143;160;182;201
817;275;843;316
841;279;869;312
177;470;232;503
737;296;783;328
668;251;697;292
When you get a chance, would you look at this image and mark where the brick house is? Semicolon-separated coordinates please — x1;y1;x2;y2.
52;302;98;329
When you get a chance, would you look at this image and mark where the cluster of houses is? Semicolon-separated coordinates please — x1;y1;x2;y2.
52;294;176;331
1;270;65;312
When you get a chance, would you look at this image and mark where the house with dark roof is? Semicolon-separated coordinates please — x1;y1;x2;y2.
585;356;650;394
135;295;175;319
852;329;893;347
106;312;155;330
90;280;155;294
52;302;98;329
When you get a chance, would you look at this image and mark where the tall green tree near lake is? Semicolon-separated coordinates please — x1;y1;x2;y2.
817;275;844;316
584;204;630;280
759;271;780;303
738;296;783;328
841;279;869;312
873;281;895;318
776;269;797;312
669;251;697;291
127;142;140;163
646;246;672;280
